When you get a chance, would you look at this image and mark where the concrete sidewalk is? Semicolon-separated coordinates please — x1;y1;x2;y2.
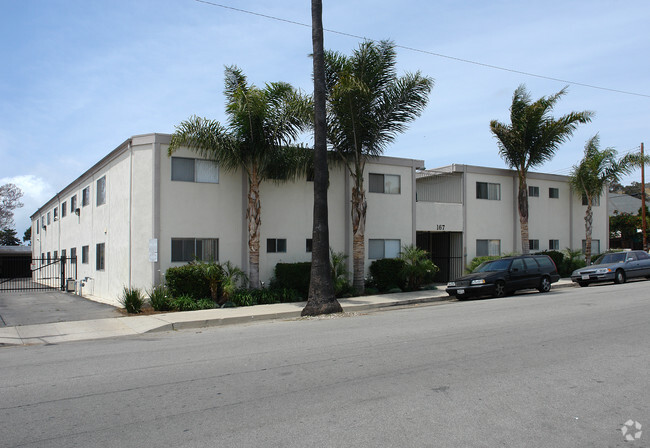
0;280;575;346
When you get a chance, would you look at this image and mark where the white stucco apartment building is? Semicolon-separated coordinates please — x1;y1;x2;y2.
31;133;608;302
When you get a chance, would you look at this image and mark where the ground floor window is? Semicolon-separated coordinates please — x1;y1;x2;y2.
369;239;401;259
305;239;312;252
529;240;539;251
96;243;105;271
171;238;218;262
71;247;77;263
82;245;89;264
582;239;600;255
476;239;500;257
549;239;560;250
267;238;287;253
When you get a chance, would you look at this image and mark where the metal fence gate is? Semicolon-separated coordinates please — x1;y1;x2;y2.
416;231;464;282
0;256;77;292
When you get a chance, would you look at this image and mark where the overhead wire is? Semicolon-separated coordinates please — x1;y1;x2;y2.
193;0;650;99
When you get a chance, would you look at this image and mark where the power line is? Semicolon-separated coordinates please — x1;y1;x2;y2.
194;0;650;99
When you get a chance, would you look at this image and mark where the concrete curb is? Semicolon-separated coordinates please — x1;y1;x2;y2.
0;280;575;347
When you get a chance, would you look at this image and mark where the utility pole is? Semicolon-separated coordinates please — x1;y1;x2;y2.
642;142;647;251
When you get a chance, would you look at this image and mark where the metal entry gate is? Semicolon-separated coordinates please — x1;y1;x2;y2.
0;257;77;292
416;232;464;282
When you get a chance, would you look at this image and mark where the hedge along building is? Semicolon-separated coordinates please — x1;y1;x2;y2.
31;133;609;304
31;133;422;304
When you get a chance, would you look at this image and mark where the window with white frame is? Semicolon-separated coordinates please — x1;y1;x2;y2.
82;245;89;264
267;238;287;253
549;187;559;199
476;239;501;257
549;239;560;250
528;186;539;197
476;182;501;200
368;239;401;259
82;186;90;206
171;238;219;262
62;202;67;217
96;176;106;206
369;173;401;194
53;207;58;221
582;239;600;255
529;239;540;251
171;157;219;183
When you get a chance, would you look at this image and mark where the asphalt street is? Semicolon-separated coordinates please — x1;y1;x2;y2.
1;282;648;447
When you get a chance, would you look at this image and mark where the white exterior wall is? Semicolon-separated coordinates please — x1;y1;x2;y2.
31;137;155;304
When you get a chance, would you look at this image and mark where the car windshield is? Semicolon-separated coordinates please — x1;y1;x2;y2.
594;252;627;265
474;259;511;272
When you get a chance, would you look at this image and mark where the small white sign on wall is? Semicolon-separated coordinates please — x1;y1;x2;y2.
149;238;158;262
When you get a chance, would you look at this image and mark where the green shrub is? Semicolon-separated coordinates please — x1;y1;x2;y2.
120;287;144;314
271;262;311;297
398;245;439;290
330;249;352;297
147;285;173;311
368;258;406;292
230;287;301;307
466;256;501;273
231;288;256;307
165;264;211;300
196;298;216;310
172;295;200;311
559;248;586;277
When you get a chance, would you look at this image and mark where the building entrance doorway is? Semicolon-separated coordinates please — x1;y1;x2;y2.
416;231;463;282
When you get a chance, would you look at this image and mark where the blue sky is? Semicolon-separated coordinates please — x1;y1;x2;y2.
1;0;649;235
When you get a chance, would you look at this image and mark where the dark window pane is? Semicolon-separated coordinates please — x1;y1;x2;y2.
369;174;384;193
171;157;195;182
267;239;277;253
277;239;287;253
306;239;312;252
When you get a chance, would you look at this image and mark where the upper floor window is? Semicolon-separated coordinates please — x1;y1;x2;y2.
53;207;58;221
171;157;219;183
47;211;51;225
476;182;501;200
96;176;106;206
582;194;600;206
82;186;90;206
549;187;560;199
71;194;78;212
36;219;39;234
528;186;539;197
61;202;67;217
369;173;400;194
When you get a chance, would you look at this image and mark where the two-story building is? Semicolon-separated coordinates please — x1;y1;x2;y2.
31;133;608;303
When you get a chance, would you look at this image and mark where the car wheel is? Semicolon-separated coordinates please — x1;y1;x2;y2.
577;281;589;287
493;281;506;298
614;270;626;284
538;276;551;293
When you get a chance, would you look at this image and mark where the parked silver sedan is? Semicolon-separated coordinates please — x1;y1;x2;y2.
571;250;650;287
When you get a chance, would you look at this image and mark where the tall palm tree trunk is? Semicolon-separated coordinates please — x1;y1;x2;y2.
247;170;261;288
303;0;342;316
518;174;530;254
351;178;367;292
584;199;593;265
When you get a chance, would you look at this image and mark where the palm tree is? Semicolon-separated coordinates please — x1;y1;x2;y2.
168;66;312;288
569;135;646;264
324;40;433;292
490;84;593;255
303;0;342;316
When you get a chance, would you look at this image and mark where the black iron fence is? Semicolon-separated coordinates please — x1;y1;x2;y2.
0;256;77;292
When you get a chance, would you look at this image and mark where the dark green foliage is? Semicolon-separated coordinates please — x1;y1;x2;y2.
364;287;379;295
398;245;439;290
147;285;174;311
0;227;20;246
120;287;144;314
466;256;501;273
165;264;211;300
172;295;200;311
368;258;407;292
272;262;311;298
196;298;217;310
